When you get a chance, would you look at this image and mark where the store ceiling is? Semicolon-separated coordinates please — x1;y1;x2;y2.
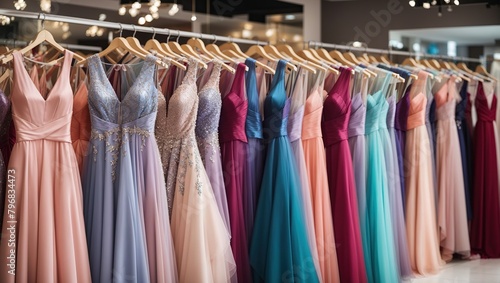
410;0;500;7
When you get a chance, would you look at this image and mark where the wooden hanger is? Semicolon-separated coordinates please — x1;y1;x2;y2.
368;55;379;63
167;31;207;69
297;49;339;75
0;46;9;55
276;43;325;73
343;51;361;65
241;43;277;74
187;36;235;73
262;45;301;72
476;64;498;82
2;28;84;65
143;29;187;70
0;69;10;85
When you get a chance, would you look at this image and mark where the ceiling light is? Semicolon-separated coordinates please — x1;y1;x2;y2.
40;0;51;13
423;2;431;9
145;14;153;22
244;23;253;30
431;0;437;4
138;16;146;25
99;14;106;21
293;34;302;42
14;0;27;10
131;1;141;9
153;0;161;7
454;0;459;5
129;8;138;17
169;4;179;16
353;41;362;48
285;14;295;20
62;23;70;32
409;0;416;7
242;29;252;38
191;15;197;21
444;0;450;3
265;28;275;37
118;6;126;15
149;5;158;13
152;12;159;19
0;15;11;25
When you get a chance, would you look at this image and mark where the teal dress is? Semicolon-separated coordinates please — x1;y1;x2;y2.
365;73;399;283
249;60;320;283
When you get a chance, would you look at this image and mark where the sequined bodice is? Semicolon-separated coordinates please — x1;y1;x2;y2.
263;60;289;141
166;60;199;138
0;90;9;130
88;54;158;125
196;62;222;141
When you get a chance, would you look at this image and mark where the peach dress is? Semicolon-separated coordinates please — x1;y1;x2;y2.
70;81;90;173
302;71;340;283
405;71;444;276
0;50;91;282
435;76;470;261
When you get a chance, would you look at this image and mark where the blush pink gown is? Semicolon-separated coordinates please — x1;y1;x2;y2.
0;50;91;283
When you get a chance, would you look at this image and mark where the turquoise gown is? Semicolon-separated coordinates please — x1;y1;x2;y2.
249;60;320;283
365;73;399;283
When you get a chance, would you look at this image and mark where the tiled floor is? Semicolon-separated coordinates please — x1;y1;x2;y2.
409;259;500;283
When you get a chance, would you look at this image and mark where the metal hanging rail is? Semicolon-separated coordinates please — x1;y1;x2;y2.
308;40;483;63
0;9;265;46
0;38;102;52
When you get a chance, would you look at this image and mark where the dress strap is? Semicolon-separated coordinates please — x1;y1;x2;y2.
229;63;247;99
270;59;287;93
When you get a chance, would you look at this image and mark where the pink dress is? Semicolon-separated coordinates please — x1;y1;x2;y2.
0;50;91;282
435;76;470;261
302;71;341;283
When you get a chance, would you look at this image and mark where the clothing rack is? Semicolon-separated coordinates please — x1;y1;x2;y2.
308;40;483;63
0;38;102;52
0;9;265;46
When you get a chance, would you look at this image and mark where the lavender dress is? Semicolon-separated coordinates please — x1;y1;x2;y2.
195;61;231;234
348;87;372;281
395;87;411;210
244;58;265;241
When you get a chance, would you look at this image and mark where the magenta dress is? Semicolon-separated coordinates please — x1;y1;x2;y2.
220;63;252;282
322;68;367;283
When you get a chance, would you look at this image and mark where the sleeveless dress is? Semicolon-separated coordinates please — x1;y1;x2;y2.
435;76;470;261
0;50;91;283
220;63;252;282
455;81;472;220
195;61;231;234
365;73;399;283
165;60;237;283
250;60;320;283
71;81;91;173
244;58;265;242
302;70;340;283
395;85;411;212
322;67;367;283
84;55;177;283
405;71;443;275
470;81;500;258
385;93;412;280
286;67;322;282
0;88;9;230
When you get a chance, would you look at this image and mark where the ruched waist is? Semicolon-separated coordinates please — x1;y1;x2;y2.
322;118;349;145
14;113;72;143
407;111;426;130
287;107;304;142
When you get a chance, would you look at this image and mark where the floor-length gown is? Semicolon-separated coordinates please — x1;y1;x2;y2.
322;67;367;283
385;92;412;280
302;70;340;283
220;63;252;282
83;55;177;283
365;73;399;283
165;59;237;282
395;86;411;212
348;71;373;282
0;50;91;283
435;76;471;261
195;61;231;234
456;81;472;220
71;81;90;174
405;71;443;275
0;88;9;229
244;58;265;242
470;81;500;258
250;60;320;283
286;67;322;282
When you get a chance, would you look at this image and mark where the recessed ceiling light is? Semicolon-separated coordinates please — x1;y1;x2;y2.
285;14;295;20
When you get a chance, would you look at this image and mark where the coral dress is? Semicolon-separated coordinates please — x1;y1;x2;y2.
0;50;91;283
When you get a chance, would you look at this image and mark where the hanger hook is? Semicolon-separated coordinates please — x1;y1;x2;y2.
38;13;46;30
175;30;180;43
199;33;203;41
151;27;156;40
132;24;137;38
212;34;217;45
256;40;260;46
118;23;123;38
166;29;171;42
228;36;232;43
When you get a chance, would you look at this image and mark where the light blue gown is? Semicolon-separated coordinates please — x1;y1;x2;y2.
250;60;319;283
365;73;399;283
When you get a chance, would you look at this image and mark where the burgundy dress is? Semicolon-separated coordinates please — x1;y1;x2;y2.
322;68;367;283
219;63;252;282
470;82;500;258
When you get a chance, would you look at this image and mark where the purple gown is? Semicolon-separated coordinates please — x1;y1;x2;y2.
195;61;231;234
220;63;252;282
395;86;411;211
